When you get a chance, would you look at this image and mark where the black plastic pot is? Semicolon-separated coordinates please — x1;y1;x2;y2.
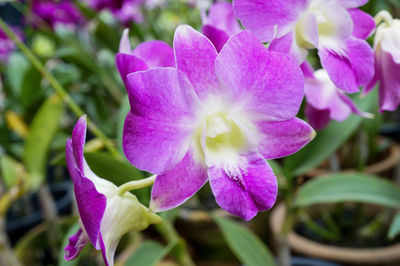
6;182;73;244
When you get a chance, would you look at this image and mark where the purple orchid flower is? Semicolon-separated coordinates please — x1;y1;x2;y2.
84;0;144;25
0;27;22;64
31;0;83;29
233;0;375;93
201;2;241;52
122;25;315;220
64;116;160;266
115;29;175;87
302;63;372;130
364;11;400;112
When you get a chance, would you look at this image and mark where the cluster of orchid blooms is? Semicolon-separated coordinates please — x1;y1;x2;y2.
2;0;398;265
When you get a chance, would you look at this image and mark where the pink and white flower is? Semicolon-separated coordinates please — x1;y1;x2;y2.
302;63;372;130
233;0;375;93
364;11;400;112
122;26;315;220
64;116;160;266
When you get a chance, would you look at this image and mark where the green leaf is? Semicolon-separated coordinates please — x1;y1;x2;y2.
388;212;400;240
6;52;29;97
126;241;172;266
214;216;276;266
84;152;149;203
295;173;400;208
21;66;43;108
0;155;20;188
23;94;64;189
283;90;376;177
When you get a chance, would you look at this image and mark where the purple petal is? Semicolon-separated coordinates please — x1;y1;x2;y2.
150;149;208;212
233;0;307;42
349;9;375;39
123;68;199;174
216;31;304;121
202;25;230;53
375;50;400;111
336;0;368;8
300;62;315;78
208;152;277;220
64;228;89;261
71;116;87;171
69;166;106;248
319;37;374;93
256;118;315;160
174;25;219;100
204;2;241;36
269;31;308;64
305;104;331;130
115;53;148;88
133;41;175;68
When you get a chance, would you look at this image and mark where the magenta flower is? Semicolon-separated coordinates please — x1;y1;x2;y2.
233;0;375;93
84;0;144;25
31;0;83;29
364;11;400;112
64;116;160;266
122;26;315;220
115;29;175;87
201;2;241;52
302;63;372;130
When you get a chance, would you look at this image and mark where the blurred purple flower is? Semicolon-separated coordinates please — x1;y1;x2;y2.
115;29;175;87
302;63;372;130
201;2;241;52
84;0;144;24
233;0;375;93
31;0;84;29
122;25;315;220
64;116;160;266
0;26;23;63
364;11;400;112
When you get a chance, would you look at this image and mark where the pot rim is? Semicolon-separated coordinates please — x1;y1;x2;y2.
270;203;400;265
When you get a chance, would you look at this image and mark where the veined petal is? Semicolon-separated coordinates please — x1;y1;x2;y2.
216;31;304;121
133;41;175;68
100;192;161;266
335;0;368;8
124;68;199;174
115;53;148;87
64;228;89;261
319;36;374;93
269;31;308;64
150;149;208;212
174;25;219;100
233;0;308;42
348;9;375;39
208;152;277;220
256;118;315;160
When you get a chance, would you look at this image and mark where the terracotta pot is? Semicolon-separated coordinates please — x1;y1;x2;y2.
306;144;400;177
270;204;400;265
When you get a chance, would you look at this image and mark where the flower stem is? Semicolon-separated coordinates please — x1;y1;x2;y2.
118;175;156;196
0;18;120;158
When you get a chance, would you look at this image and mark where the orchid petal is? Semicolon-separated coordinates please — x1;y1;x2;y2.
349;9;375;39
133;41;175;68
64;228;89;261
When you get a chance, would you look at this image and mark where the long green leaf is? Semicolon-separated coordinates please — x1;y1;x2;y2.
23;94;64;189
0;155;20;188
283;90;376;177
388;212;400;240
214;216;276;266
6;52;29;97
126;241;173;266
295;173;400;208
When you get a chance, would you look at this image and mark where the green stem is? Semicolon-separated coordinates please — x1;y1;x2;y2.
0;18;119;158
155;219;195;266
118;175;156;196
